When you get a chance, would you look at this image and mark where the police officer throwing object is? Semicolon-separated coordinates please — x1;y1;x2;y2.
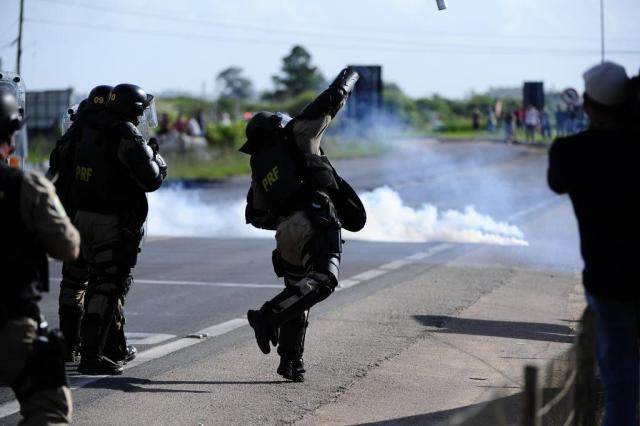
548;62;639;426
0;85;80;424
74;83;167;375
48;85;112;362
242;68;367;382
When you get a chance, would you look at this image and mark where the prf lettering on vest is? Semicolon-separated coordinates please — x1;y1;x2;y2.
75;166;93;183
261;165;280;192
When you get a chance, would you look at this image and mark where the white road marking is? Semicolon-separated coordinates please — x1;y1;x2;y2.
508;197;558;222
0;402;18;419
379;260;412;270
349;269;388;281
124;332;175;346
134;279;282;289
337;279;360;290
406;243;454;260
48;278;282;289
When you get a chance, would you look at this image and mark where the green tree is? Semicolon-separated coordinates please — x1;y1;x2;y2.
216;66;254;100
268;45;324;100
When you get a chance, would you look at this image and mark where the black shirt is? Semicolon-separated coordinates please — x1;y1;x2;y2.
548;128;640;300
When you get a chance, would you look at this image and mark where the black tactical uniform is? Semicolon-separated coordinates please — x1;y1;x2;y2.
0;85;80;424
48;85;112;362
242;69;366;382
74;83;167;375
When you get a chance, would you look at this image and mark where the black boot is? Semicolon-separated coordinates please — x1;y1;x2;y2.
277;358;305;382
277;311;309;382
247;309;277;354
103;323;137;364
104;344;137;364
77;355;123;375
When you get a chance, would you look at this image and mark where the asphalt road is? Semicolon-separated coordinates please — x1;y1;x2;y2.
0;139;582;425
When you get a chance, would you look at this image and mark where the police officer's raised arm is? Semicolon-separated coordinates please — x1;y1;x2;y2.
115;122;167;192
20;171;80;261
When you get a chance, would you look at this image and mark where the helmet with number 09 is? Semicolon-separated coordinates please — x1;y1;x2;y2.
86;85;113;112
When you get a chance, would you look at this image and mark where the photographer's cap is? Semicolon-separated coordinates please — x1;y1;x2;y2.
583;61;630;106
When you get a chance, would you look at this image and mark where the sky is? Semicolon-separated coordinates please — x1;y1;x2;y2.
0;0;639;99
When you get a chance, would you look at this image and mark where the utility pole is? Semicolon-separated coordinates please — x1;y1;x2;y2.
600;0;605;63
16;0;25;74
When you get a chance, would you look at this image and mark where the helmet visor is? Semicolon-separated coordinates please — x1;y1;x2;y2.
60;103;79;134
143;94;158;128
0;72;26;116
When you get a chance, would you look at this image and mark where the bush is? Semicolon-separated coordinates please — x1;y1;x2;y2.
204;121;246;149
440;115;473;132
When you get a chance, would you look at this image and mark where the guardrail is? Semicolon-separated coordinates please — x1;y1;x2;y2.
449;309;600;426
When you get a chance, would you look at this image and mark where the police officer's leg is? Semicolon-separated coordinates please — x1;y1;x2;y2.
271;243;311;381
102;227;141;364
277;304;309;382
0;318;72;425
79;271;125;375
248;200;341;355
77;214;127;374
58;255;89;361
103;276;137;363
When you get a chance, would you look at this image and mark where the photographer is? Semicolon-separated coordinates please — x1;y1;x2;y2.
548;61;639;426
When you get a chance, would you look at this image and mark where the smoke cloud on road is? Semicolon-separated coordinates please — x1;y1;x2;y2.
147;186;527;246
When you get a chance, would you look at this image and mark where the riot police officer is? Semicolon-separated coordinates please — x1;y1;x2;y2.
242;68;366;382
48;85;112;362
0;85;80;423
74;83;167;375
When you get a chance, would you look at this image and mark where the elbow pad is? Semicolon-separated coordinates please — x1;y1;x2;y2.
155;152;168;179
119;138;164;192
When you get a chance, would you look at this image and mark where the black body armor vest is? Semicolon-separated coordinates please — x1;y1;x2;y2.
73;124;134;215
0;165;48;322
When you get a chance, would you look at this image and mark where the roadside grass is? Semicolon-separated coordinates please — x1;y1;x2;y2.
166;139;384;181
166;151;250;181
434;128;555;145
25;135;54;167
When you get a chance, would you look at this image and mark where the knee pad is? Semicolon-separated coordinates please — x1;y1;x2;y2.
12;330;68;403
82;279;123;354
265;274;334;327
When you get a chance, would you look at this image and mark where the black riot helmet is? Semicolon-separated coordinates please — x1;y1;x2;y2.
0;87;22;141
106;83;153;123
86;84;113;112
239;111;291;154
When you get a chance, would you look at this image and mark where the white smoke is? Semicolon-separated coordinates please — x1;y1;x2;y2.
146;188;270;239
348;186;527;246
147;186;527;246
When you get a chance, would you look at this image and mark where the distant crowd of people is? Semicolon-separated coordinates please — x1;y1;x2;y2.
471;104;587;144
157;111;206;137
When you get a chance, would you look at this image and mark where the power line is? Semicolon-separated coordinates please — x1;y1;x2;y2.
25;17;640;57
34;0;640;46
0;39;17;50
